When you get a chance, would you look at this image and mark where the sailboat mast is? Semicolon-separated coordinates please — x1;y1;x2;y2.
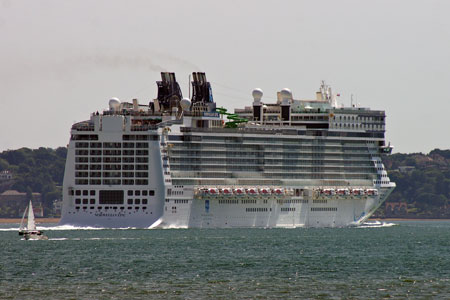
19;205;28;231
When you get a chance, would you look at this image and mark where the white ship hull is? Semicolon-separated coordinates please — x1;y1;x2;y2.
161;189;394;228
60;184;394;228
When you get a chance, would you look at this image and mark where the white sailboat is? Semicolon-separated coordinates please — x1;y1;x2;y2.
19;201;48;240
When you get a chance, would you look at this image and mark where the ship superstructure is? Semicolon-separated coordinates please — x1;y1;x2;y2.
60;72;395;228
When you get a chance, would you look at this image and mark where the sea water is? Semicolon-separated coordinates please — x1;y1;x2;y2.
0;221;449;299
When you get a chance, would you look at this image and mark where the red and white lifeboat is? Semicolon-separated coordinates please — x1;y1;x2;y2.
222;188;233;195
352;188;364;196
247;187;258;195
201;188;209;194
366;189;378;196
208;188;219;195
337;189;350;196
323;188;335;196
260;188;271;195
234;188;245;195
273;188;284;195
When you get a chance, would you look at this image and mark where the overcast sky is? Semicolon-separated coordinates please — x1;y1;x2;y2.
1;0;449;153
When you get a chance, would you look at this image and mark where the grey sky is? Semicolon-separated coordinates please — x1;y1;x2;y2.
1;0;449;153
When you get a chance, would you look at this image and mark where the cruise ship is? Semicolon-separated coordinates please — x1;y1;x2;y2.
60;72;395;228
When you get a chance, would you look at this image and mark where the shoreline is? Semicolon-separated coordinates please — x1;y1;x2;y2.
369;218;450;221
0;218;60;224
0;218;449;224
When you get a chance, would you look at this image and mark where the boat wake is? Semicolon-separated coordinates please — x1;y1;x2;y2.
43;237;140;241
148;218;163;229
358;220;398;228
0;225;138;231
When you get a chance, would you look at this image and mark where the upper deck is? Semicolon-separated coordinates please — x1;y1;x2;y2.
70;73;389;149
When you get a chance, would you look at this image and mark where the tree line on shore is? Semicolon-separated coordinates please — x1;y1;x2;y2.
0;147;449;218
0;147;66;217
377;149;450;218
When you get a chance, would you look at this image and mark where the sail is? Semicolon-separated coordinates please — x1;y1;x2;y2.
27;201;36;231
19;205;28;231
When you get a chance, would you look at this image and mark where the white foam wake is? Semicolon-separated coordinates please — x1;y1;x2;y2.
358;220;398;228
147;218;163;229
46;237;139;241
0;225;138;231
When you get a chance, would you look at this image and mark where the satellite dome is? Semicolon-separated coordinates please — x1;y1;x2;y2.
180;98;191;111
109;98;120;111
252;88;263;101
280;88;292;98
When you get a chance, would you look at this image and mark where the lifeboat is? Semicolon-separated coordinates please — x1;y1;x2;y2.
366;189;378;196
247;188;258;195
260;188;271;195
352;189;364;196
273;188;284;195
222;188;233;195
337;189;350;196
208;188;219;195
323;188;335;196
201;188;209;194
234;188;245;195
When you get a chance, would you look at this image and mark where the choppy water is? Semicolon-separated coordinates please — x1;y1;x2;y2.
1;221;449;299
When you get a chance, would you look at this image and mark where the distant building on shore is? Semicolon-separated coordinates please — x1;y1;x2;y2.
0;190;43;217
385;202;408;216
53;199;62;215
0;170;13;181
